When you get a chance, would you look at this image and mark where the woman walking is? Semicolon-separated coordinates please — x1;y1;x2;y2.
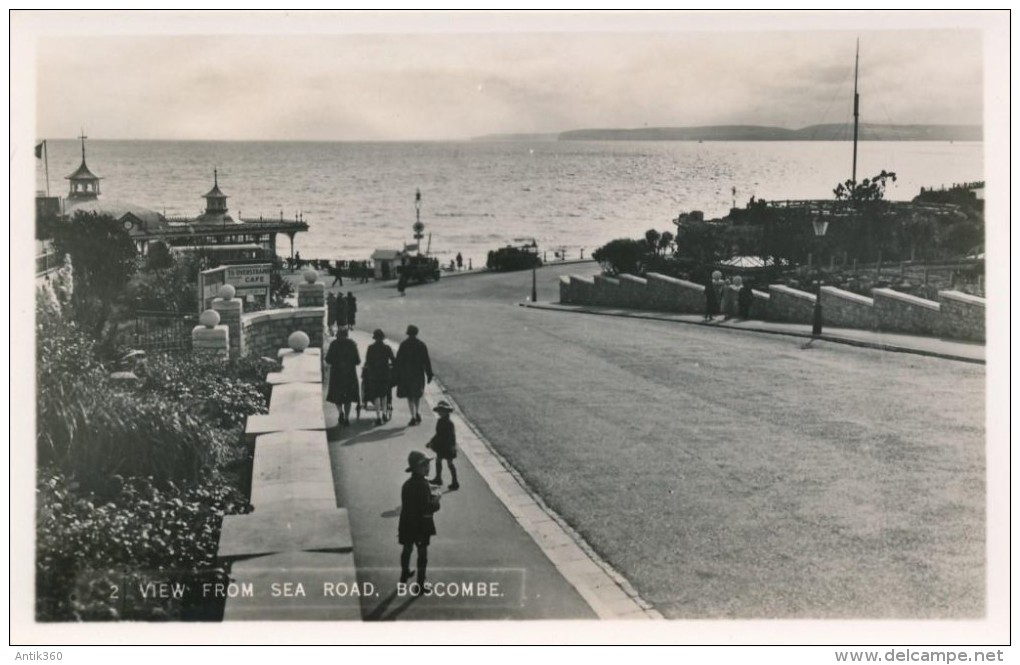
325;328;361;425
394;324;433;426
363;328;395;426
345;291;358;330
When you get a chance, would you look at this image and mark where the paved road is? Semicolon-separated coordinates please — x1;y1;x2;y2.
325;263;986;619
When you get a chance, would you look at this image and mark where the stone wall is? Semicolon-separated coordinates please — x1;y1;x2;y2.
558;276;573;304
618;274;648;308
644;273;705;313
593;275;622;307
938;290;985;342
242;308;326;360
819;286;876;330
873;288;941;336
220;346;360;620
569;275;595;304
750;290;770;320
766;284;816;325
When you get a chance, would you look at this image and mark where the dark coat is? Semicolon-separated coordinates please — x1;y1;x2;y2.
704;279;718;316
395;336;433;399
427;417;457;460
738;284;753;318
399;475;437;545
363;340;395;402
326;294;339;327
345;295;357;326
325;337;360;404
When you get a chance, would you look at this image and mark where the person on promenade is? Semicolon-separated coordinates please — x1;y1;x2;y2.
295;251;303;269
363;328;395;426
345;291;358;331
399;450;438;592
331;260;344;287
325;328;361;426
456;252;463;271
326;292;339;336
395;324;433;427
704;272;718;321
426;399;459;491
737;276;753;319
397;271;408;296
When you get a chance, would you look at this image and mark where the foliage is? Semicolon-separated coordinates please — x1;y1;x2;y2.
140;354;271;429
833;170;897;202
127;252;200;313
592;238;649;276
486;245;542;272
50;211;138;340
673;221;727;266
271;268;295;306
146;241;174;272
36;472;248;621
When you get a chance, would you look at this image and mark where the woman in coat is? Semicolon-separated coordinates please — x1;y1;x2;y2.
394;324;433;426
363;328;395;425
325;328;361;425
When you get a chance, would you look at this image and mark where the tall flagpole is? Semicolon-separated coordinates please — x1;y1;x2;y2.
44;140;50;196
852;38;860;187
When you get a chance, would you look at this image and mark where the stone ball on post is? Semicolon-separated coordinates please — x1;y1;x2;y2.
303;269;319;284
217;283;236;300
288;330;311;352
199;309;221;328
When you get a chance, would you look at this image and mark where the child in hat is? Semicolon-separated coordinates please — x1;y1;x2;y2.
427;400;459;491
399;450;438;591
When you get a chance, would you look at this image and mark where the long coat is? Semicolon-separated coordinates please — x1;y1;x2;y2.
704;279;719;316
363;340;395;402
394;336;433;399
399;475;437;545
325;337;361;405
345;295;357;326
427;417;457;460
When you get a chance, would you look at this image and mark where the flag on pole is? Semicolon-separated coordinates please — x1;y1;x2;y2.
35;140;45;159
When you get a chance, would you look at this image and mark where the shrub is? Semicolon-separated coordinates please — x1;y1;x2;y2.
592;238;649;276
36;473;248;621
486;245;541;272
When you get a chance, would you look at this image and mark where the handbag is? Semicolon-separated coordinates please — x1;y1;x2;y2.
427;488;442;513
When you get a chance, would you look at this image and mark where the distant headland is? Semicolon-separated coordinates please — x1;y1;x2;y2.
473;124;982;142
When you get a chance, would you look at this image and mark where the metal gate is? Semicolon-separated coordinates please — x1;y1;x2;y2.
128;310;198;353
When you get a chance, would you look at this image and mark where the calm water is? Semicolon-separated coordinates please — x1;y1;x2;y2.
36;139;983;267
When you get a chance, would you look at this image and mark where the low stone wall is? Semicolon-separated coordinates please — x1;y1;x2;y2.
938;290;985;342
593;275;622;307
873;288;941;336
242;307;326;360
767;284;816;325
750;290;770;320
570;275;595;304
618;274;648;308
558;276;573;304
220;347;360;620
645;273;704;313
820;287;876;330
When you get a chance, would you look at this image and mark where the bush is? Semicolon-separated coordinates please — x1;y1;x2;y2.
36;472;248;621
486;245;542;272
140;354;272;428
592;238;649;276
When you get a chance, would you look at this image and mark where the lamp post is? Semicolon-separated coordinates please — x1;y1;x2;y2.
530;239;539;303
811;211;830;336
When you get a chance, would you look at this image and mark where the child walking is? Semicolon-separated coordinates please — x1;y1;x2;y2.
426;400;459;491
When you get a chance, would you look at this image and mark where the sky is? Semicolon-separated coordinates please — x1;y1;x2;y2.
25;12;989;142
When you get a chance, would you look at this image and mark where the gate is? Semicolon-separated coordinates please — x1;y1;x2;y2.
128;310;198;353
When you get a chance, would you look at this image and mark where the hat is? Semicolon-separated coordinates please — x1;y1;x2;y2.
406;324;419;336
432;399;454;413
405;450;433;472
372;328;385;340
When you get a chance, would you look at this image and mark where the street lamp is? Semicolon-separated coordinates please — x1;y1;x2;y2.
530;239;539;303
811;210;830;336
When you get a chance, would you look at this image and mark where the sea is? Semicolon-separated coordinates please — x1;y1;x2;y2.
34;139;983;269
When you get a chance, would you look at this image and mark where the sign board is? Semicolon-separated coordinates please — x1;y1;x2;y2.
198;263;272;312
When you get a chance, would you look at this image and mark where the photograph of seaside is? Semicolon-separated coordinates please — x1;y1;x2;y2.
11;10;1009;650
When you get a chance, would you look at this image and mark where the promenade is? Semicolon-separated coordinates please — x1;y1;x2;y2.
299;262;985;619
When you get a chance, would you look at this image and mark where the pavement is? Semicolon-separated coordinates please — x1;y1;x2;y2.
324;329;660;621
521;302;985;364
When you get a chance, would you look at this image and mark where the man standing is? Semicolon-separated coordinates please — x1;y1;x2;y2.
399;450;438;592
395;324;433;426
